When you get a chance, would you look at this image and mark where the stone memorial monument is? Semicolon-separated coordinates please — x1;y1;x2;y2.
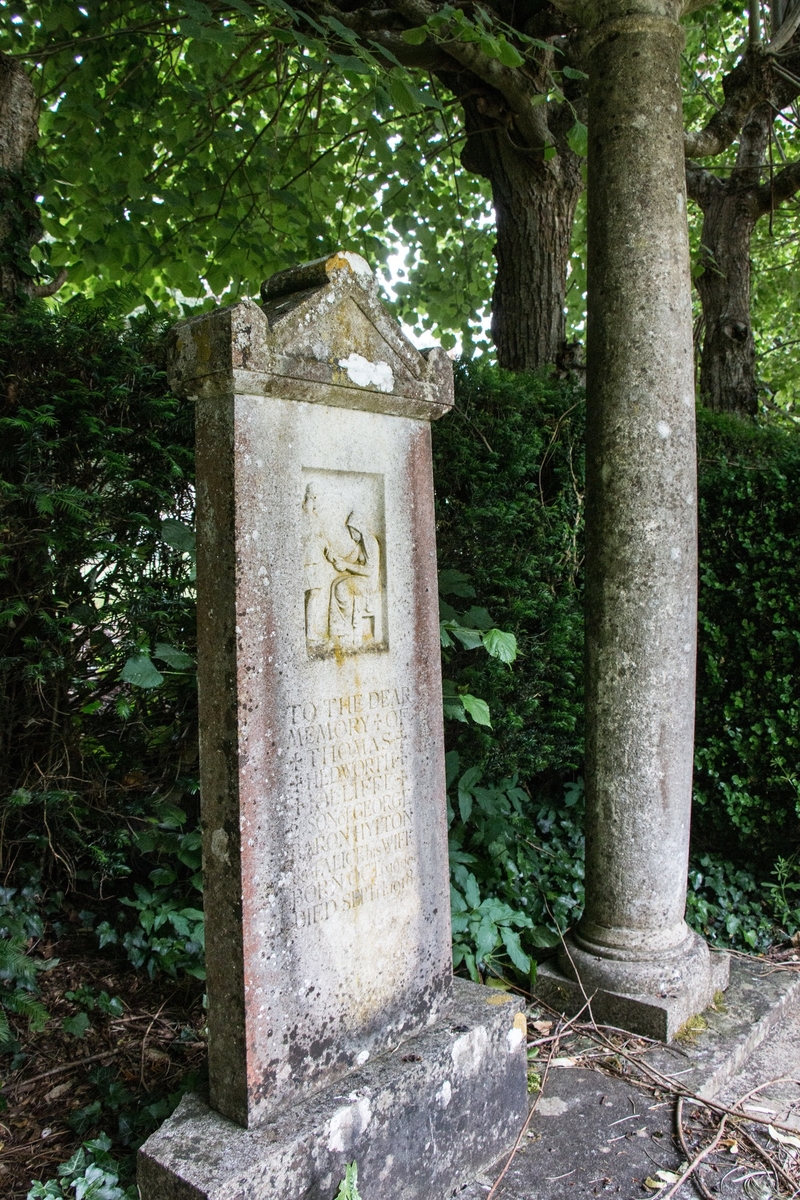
138;252;528;1199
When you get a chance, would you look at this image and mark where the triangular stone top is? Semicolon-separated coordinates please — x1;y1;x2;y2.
168;252;453;421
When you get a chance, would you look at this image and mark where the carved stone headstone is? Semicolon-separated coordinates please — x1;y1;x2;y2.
138;252;528;1199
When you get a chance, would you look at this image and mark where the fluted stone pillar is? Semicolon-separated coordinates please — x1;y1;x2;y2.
536;0;729;1040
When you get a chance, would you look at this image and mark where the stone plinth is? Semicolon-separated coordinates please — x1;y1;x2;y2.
138;252;527;1198
139;980;528;1200
535;952;730;1042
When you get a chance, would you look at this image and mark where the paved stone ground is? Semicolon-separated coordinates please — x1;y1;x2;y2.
457;960;800;1200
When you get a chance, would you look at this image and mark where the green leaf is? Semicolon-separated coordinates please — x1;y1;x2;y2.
389;76;423;114
495;38;525;67
448;624;484;650
475;914;499;961
438;570;476;598
566;120;588;157
501;926;531;973
562;65;589;80
121;655;164;689
461;606;494;630
458;788;473;824
481;628;518;663
153;643;195;670
530;926;561;949
464;872;481;911
461;694;492;727
401;26;428;44
62;1012;91;1039
161;519;196;555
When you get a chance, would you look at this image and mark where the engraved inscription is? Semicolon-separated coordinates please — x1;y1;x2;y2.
302;470;388;657
284;688;415;928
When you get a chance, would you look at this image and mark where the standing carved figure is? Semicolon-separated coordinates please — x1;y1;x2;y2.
327;512;381;649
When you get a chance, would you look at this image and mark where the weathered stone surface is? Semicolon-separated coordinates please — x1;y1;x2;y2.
168;251;453;421
646;954;800;1097
558;0;726;1025
138;979;529;1200
171;253;457;1129
535;951;730;1042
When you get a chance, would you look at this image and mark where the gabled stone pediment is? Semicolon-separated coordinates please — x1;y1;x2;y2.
168;251;453;421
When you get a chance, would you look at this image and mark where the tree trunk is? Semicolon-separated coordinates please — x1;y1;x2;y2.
691;105;771;418
459;93;584;371
0;53;40;304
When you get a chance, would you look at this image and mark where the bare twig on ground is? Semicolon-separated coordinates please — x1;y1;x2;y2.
676;1096;717;1200
2;1048;126;1095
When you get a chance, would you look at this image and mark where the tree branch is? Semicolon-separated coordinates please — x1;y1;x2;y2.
767;0;800;53
683;47;773;158
754;157;800;212
388;0;551;148
685;162;725;207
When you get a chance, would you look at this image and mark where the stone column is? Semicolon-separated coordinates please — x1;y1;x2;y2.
537;0;729;1039
138;252;528;1200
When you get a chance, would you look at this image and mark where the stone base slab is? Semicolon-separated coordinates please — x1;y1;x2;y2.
646;954;800;1098
534;950;730;1042
138;979;528;1200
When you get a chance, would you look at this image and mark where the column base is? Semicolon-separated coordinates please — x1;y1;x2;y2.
535;947;730;1042
137;978;528;1200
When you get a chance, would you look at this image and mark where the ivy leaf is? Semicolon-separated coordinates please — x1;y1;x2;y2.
501;926;531;973
62;1012;91;1039
401;26;428;44
563;65;589;80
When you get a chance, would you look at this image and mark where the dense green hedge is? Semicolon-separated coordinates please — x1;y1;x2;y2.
433;363;586;793
2;307;798;894
0;301;199;890
433;362;800;861
694;409;800;854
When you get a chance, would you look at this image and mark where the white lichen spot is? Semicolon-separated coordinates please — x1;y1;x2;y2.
356;1050;370;1066
340;251;374;286
210;828;230;865
537;1096;569;1116
506;1026;524;1052
670;546;681;562
436;1080;452;1108
327;1097;372;1153
451;1026;489;1075
338;352;394;393
677;191;685;213
657;421;671;439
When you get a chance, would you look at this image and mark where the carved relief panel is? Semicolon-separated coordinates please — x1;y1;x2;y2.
301;469;388;657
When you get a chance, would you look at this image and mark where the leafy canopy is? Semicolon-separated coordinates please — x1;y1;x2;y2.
2;0;494;353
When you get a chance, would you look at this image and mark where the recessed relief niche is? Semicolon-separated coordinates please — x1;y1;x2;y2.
301;469;388;658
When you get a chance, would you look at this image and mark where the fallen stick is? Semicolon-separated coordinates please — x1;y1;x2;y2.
736;1125;799;1193
675;1096;715;1200
661;1114;727;1200
2;1047;126;1096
